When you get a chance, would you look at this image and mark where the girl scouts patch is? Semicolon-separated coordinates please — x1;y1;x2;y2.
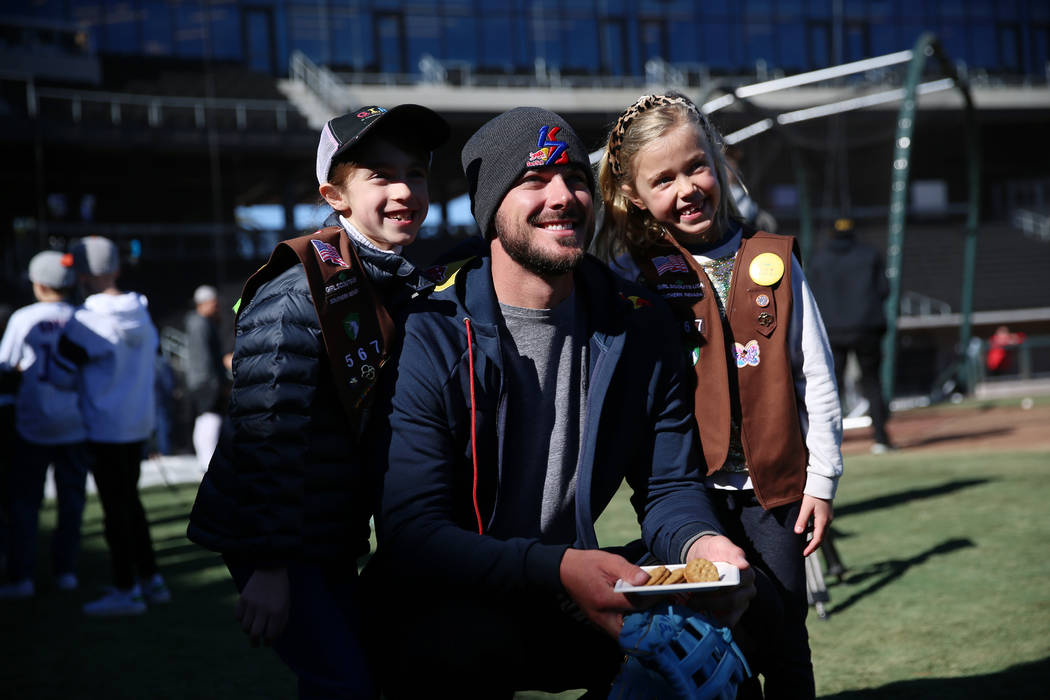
342;312;360;340
734;340;760;368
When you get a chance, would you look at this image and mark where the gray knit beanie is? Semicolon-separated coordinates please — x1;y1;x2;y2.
461;107;595;238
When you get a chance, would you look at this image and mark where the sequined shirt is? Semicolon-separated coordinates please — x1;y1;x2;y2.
689;231;748;474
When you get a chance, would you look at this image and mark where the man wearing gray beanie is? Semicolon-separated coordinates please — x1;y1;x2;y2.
461;106;595;241
366;107;754;697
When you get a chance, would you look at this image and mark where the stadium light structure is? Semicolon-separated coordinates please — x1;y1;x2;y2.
723;77;957;144
726;50;914;102
589;48;921;160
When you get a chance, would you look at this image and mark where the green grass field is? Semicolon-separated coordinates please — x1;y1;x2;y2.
4;443;1049;698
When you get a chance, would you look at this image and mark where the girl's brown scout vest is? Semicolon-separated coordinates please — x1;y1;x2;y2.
236;226;394;435
635;229;807;509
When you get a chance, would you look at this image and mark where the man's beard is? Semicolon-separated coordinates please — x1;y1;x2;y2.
494;213;589;277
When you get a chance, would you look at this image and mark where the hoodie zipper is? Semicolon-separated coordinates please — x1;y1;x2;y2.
464;317;484;535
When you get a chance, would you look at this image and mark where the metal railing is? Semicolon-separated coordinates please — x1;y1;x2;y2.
900;291;952;317
1011;209;1050;242
22;81;292;131
289;51;344;111
964;335;1050;389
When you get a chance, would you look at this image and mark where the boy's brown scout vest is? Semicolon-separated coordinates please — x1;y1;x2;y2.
236;226;394;433
635;229;807;509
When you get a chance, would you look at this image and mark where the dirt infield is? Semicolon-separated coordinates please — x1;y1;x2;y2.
842;398;1050;456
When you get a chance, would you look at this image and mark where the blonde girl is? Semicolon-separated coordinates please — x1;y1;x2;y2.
595;93;843;698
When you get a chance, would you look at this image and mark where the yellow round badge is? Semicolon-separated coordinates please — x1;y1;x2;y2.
748;253;785;286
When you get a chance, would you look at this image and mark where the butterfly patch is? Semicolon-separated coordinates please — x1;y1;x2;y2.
734;340;760;368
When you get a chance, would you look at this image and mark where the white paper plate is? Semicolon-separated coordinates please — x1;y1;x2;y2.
614;562;740;595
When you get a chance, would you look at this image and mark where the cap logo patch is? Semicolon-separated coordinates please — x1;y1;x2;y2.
311;239;349;268
527;125;569;167
618;292;651;310
356;106;387;121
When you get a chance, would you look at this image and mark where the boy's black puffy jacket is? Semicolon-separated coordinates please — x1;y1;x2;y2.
187;224;431;570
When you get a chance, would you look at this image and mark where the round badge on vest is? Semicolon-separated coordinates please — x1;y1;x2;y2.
755;293;770;307
748;253;784;287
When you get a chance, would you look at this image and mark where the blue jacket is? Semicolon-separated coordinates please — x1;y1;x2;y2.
369;245;724;598
188;216;432;569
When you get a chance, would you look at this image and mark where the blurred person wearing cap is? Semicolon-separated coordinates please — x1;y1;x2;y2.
0;251;89;599
363;107;754;697
807;217;894;455
45;235;169;616
184;284;230;471
187;104;449;698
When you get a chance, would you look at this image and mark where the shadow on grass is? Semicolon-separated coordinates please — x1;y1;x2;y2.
821;656;1050;699
79;504;195;535
827;538;974;616
835;479;991;518
3;486;298;698
901;427;1013;449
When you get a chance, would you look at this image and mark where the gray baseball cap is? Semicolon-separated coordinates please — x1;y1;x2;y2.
28;250;76;290
193;285;217;304
72;236;119;276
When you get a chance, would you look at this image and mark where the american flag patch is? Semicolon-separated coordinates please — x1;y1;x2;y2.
312;239;348;268
652;254;689;275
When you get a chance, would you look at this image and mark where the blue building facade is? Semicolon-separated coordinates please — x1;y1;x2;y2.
6;0;1048;80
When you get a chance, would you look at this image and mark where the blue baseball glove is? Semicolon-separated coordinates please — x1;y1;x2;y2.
609;604;751;700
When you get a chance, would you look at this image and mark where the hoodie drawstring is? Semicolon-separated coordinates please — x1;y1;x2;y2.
464;318;483;535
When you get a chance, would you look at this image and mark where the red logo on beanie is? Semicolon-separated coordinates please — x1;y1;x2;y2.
527;126;569;167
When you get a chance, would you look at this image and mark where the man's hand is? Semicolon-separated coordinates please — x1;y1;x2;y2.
794;495;833;556
560;548;648;639
236;568;290;647
685;534;748;570
683;535;756;628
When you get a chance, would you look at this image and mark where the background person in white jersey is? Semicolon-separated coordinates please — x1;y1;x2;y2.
0;251;89;599
49;236;169;616
184;284;231;471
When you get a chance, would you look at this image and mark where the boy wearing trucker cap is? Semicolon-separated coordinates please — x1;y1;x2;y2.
188;104;449;699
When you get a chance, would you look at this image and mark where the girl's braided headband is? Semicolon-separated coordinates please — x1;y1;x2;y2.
607;94;700;179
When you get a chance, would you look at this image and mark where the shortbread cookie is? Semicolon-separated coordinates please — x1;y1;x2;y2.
664;568;687;585
644;566;670;586
684;558;719;583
